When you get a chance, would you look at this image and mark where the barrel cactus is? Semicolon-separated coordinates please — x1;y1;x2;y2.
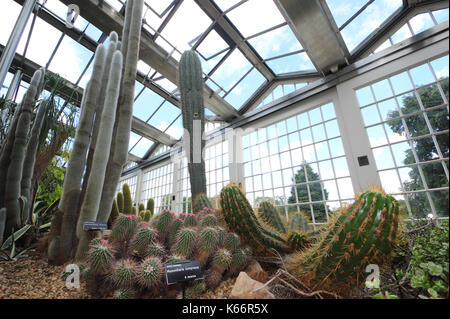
80;194;252;298
285;187;401;294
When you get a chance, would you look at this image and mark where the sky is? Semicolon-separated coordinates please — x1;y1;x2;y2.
0;0;448;213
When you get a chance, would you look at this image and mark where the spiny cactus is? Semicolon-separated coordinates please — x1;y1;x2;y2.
80;196;252;298
110;214;139;241
174;227;197;258
257;201;287;234
288;211;309;233
137;257;163;289
138;203;145;213
129;224;157;256
183;213;197;228
111;259;137;288
179;51;207;203
139;210;152;222
185;280;206;299
220;183;293;256
113;288;135;299
193;193;213;213
200;214;218;227
88;240;114;274
285;188;400;294
123;184;133;215
117;192;124;214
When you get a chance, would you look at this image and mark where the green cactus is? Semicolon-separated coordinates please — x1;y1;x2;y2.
174;227;197;258
285;188;400;294
183;213;197;228
117;192;124;214
195;227;219;265
146;242;165;258
122;184;133;215
179;51;207;202
185;280;206;299
110;214;139;241
257;201;287;234
200;214;218;227
111;259;137;288
224;233;240;253
109;199;120;227
219;183;293;256
155;210;174;235
139;210;151;222
129;224;157;256
138;203;145;212
113;288;135;299
137;257;163;288
147;198;155;215
193;193;213;213
168;217;183;245
228;248;249;276
212;248;232;271
167;255;187;264
88;240;114;274
288;211;309;233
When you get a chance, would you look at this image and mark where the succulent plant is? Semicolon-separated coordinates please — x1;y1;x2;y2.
110;214;139;241
138;203;145;212
174;227;197;258
137;257;163;289
111;259;137;288
129;224;157;256
146;198;155;216
285;188;400;294
193;193;213;213
113;288;135;299
117;192;124;214
88;240;114;274
183;213;197;228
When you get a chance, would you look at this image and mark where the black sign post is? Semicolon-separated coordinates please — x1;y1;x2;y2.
165;260;203;299
83;221;108;237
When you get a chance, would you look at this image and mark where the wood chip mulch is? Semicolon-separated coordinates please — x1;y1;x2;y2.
0;249;91;299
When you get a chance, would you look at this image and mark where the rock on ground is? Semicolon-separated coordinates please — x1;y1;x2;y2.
230;272;275;299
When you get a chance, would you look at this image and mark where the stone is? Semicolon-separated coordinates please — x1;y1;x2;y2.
230;272;275;299
245;260;268;283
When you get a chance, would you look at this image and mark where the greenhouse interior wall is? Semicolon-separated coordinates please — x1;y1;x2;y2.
119;22;449;228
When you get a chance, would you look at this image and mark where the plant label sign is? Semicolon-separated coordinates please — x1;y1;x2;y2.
165;261;203;285
83;221;108;231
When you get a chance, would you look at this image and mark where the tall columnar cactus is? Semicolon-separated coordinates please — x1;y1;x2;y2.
81;195;252;298
147;198;155;216
97;0;144;224
4;69;44;235
285;188;400;294
75;50;124;260
109;200;120;227
179;51;207;202
122;184;133;215
21;98;48;223
117;192;125;214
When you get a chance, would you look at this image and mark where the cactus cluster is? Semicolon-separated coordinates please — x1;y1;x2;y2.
219;183;310;256
80;202;252;299
285;188;400;295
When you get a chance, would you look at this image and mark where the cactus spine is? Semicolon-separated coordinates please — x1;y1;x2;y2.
257;201;287;234
193;193;213;213
117;192;124;213
285;188;400;294
179;51;207;202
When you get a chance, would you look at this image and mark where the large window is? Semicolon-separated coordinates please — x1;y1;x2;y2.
356;55;449;218
242;102;354;227
141;163;174;213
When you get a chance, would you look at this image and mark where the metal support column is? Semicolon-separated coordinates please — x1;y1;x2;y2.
0;0;37;90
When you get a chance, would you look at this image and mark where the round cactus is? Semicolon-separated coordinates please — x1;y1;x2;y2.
212;248;232;271
193;193;214;213
215;226;226;247
88;240;114;274
113;288;135;299
146;242;166;258
195;227;218;265
224;233;240;253
110;214;139;241
201;214;218;227
111;259;137;288
229;248;248;274
185;280;206;299
205;269;223;288
137;257;163;288
174;227;197;258
129;224;157;256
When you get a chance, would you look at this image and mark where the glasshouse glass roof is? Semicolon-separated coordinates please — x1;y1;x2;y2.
0;0;448;163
